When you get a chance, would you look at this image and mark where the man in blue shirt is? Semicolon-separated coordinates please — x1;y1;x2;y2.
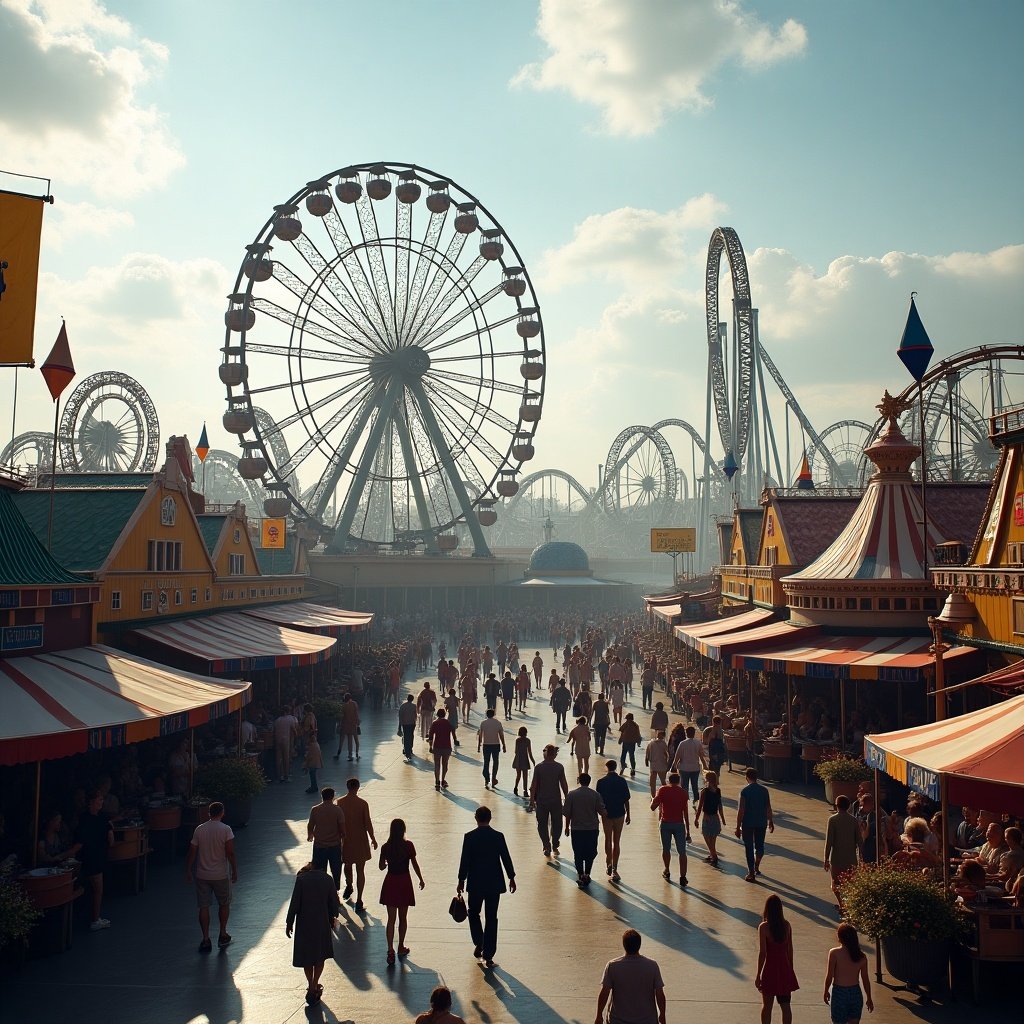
734;767;774;882
596;760;631;881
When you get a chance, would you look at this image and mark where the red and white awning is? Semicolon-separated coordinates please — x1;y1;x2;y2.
702;620;819;662
865;694;1024;811
730;633;979;682
0;646;251;766
244;601;373;636
652;603;682;624
135;612;335;673
674;608;775;649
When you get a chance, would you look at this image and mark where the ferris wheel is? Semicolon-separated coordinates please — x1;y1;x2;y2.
220;161;545;557
58;371;161;472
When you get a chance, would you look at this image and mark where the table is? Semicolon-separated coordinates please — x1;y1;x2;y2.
959;902;1024;1002
108;824;149;893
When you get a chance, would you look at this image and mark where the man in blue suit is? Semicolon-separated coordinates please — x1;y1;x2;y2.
457;805;516;968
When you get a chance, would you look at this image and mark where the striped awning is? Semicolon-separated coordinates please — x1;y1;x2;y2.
644;592;686;608
703;620;820;662
652;603;682;624
729;633;979;683
0;646;251;766
243;601;373;636
865;694;1024;807
674;608;775;649
135;612;336;673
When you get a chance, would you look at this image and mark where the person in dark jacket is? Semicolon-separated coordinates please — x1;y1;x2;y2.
285;863;340;1005
456;805;516;968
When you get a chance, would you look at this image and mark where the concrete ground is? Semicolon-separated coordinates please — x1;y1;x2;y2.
4;647;1018;1024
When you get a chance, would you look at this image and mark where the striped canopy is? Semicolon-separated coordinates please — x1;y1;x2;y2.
702;620;819;662
865;694;1024;811
730;633;979;683
652;602;682;624
244;601;373;636
674;608;775;649
0;646;251;766
135;612;335;673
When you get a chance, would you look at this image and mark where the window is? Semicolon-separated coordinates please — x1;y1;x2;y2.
1008;542;1020;564
860;598;871;610
764;546;778;567
234;528;241;544
111;591;121;610
878;598;890;610
845;597;857;610
147;540;181;572
205;588;211;602
229;553;245;575
174;590;182;606
191;588;198;604
910;598;921;610
894;598;907;610
142;590;153;610
1014;599;1024;636
249;588;257;599
923;598;938;610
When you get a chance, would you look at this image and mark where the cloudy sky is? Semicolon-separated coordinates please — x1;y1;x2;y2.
3;0;1022;498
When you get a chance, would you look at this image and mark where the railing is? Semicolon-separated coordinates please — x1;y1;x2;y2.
990;405;1024;440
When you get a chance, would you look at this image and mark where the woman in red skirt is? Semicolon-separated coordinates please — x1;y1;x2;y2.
755;894;799;1024
379;818;425;965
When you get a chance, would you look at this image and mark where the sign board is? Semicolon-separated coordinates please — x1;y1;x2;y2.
261;518;286;549
1;624;44;652
650;528;696;553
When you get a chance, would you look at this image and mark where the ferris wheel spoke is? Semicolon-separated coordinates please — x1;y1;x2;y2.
408;256;490;347
393;399;438;540
247;365;369;398
242;341;368;366
290;232;390;351
250;297;369;358
271;376;372;433
422;309;518;357
275;382;378;477
422;377;518;436
432;349;524;364
393;201;412;341
404;231;470;342
427;368;519;397
405;210;447;333
353;195;398;347
420;380;507;467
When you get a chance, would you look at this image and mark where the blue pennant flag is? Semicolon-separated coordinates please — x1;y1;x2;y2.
896;295;934;383
722;450;738;480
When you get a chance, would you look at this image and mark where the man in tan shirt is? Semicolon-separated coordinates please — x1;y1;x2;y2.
307;786;346;891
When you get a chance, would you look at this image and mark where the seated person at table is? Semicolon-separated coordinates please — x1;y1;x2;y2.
1011;867;1024;908
816;716;836;742
951;860;987;903
37;811;81;866
995;827;1024;891
892;817;940;871
964;823;1008;875
795;709;816;738
955;807;985;852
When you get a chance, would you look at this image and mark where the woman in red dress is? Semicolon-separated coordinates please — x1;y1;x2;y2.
755;894;799;1024
378;818;425;965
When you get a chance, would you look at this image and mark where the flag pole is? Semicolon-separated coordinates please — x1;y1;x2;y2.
8;367;17;467
47;394;60;550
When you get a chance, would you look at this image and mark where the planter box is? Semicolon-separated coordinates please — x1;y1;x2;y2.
881;935;949;987
146;805;182;831
18;870;74;910
824;780;862;804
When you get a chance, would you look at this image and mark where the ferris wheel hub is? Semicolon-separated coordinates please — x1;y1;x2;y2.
369;345;431;383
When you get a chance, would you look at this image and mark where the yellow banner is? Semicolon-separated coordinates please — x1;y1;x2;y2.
260;518;286;549
650;527;696;553
0;192;45;365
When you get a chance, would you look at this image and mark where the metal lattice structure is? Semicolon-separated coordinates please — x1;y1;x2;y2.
58;371;160;472
221;161;545;557
0;431;53;475
807;420;873;487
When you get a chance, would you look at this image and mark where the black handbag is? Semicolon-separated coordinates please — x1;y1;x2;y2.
448;893;467;923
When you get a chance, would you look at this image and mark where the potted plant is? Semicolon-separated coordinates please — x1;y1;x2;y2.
813;751;872;803
195;756;267;829
0;863;40;963
839;861;964;990
311;697;344;742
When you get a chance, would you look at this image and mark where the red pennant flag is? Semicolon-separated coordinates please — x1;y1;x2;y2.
40;322;75;401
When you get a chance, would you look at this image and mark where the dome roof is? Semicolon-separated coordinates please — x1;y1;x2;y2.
528;541;591;574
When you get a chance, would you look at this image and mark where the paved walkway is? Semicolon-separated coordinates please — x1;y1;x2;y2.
6;650;1018;1023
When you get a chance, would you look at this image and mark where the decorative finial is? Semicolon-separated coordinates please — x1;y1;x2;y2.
876;389;914;428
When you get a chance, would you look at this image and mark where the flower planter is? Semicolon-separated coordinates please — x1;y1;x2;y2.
881;935;949;988
18;870;74;910
824;780;861;804
145;805;182;832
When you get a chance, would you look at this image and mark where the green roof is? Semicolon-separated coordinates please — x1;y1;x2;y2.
255;532;297;575
12;487;147;573
0;489;91;585
37;472;153;489
197;515;227;556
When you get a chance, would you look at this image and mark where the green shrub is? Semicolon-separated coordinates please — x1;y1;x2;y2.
813;751;873;783
839;860;964;940
0;864;41;950
195;756;267;801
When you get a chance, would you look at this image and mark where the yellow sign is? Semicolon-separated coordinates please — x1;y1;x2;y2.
0;192;45;366
650;528;696;553
260;518;286;549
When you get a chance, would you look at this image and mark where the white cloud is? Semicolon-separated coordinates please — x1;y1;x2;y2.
513;0;807;135
0;0;185;199
43;200;135;252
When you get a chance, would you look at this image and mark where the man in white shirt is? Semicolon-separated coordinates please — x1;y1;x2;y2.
670;726;707;810
185;802;238;953
477;708;506;789
273;707;298;782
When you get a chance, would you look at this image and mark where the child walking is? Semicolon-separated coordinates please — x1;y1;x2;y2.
824;924;873;1023
512;727;535;798
694;769;727;867
304;733;324;794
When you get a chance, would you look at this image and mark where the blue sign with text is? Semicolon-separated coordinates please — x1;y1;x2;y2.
1;624;44;652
